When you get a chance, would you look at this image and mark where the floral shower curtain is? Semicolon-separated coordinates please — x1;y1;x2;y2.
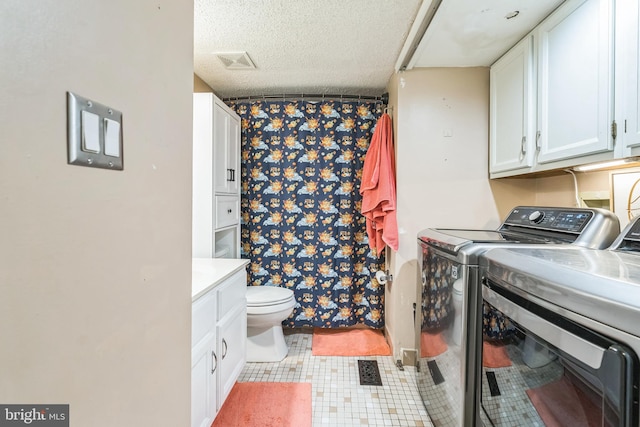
231;99;386;328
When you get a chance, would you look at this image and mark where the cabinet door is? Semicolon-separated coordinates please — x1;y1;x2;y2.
213;103;231;194
191;332;217;427
619;0;640;151
536;0;614;164
216;306;247;410
213;101;241;195
490;35;535;175
227;113;240;194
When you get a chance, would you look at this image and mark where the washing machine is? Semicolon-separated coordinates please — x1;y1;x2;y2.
416;206;620;427
477;215;640;426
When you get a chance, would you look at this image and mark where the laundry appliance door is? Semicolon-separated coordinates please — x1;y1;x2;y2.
417;241;481;427
480;278;637;427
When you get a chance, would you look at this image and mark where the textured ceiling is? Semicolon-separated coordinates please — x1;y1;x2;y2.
194;0;565;98
194;0;421;98
411;0;564;67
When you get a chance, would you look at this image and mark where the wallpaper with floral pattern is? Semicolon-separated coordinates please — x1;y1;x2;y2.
231;100;386;328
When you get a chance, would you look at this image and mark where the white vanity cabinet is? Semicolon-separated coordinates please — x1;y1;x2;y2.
191;292;218;427
191;259;248;427
490;0;616;178
214;269;247;409
192;92;241;258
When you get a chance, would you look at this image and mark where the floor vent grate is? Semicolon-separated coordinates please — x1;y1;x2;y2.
427;360;445;385
358;360;383;386
486;371;501;396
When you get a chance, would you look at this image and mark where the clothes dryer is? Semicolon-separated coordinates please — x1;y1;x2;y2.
477;216;640;426
416;206;620;427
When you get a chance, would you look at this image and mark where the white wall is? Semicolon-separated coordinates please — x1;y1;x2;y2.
385;68;504;360
0;1;193;425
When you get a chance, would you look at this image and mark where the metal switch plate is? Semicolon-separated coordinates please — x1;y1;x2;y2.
67;92;123;170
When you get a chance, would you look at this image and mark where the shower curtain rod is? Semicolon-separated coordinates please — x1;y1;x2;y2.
224;92;389;105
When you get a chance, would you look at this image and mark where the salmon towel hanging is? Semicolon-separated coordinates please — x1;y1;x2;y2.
360;113;399;253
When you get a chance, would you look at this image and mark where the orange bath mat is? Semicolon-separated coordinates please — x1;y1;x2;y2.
483;341;512;368
311;328;391;356
212;382;312;427
420;331;448;357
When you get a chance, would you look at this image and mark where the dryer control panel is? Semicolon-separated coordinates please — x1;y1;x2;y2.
503;207;593;233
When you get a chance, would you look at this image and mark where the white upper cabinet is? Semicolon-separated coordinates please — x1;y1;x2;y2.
490;35;535;174
489;0;618;178
193;93;242;258
213;98;240;195
536;0;614;164
618;0;640;152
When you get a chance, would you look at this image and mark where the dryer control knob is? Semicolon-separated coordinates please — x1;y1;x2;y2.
529;210;545;224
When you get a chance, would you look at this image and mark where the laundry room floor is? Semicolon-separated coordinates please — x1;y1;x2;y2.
238;330;431;426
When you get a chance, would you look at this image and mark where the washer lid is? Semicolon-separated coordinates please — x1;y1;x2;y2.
246;286;294;306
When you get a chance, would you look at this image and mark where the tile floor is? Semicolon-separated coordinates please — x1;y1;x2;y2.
479;340;562;427
238;330;432;426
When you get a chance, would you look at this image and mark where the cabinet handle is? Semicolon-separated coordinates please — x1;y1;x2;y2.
519;136;527;161
227;209;232;214
535;131;541;151
222;338;228;359
211;350;218;375
231;169;235;182
227;169;232;182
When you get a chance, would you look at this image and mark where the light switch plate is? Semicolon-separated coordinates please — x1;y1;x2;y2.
67;92;123;170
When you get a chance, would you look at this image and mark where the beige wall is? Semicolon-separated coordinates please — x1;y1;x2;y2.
194;73;214;93
385;67;619;360
493;170;614;216
0;1;193;425
489;178;537;218
533;170;611;207
386;68;509;360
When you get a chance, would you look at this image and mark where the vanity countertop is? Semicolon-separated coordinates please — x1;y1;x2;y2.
192;258;249;301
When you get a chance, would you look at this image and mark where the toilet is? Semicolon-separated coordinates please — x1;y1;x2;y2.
246;286;296;362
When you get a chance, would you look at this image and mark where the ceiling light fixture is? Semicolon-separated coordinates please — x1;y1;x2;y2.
573;158;640;172
505;11;520;19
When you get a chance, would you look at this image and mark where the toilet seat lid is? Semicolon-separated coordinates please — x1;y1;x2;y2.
246;286;294;306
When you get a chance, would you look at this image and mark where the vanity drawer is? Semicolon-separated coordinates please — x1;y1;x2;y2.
215;195;239;229
192;290;217;345
217;269;247;321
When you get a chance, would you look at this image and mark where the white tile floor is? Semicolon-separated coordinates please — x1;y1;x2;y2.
238;330;432;427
